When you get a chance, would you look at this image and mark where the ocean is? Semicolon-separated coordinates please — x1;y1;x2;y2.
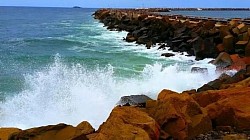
0;7;239;129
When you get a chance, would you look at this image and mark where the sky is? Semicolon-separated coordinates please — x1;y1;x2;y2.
0;0;250;8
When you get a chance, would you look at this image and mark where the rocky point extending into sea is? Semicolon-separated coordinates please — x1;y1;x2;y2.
1;8;250;140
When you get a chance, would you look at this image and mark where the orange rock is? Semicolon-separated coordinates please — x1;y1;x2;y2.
147;89;212;140
90;106;160;140
0;128;21;140
9;123;93;140
237;23;248;33
76;121;95;135
193;87;250;130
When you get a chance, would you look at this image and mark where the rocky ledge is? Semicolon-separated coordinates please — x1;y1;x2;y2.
1;9;250;140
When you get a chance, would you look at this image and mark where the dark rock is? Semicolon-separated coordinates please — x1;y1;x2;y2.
224;69;247;84
117;95;152;107
197;84;215;92
161;53;175;57
136;35;150;44
158;44;167;50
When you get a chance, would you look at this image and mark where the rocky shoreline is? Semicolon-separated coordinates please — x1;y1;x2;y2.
1;9;250;140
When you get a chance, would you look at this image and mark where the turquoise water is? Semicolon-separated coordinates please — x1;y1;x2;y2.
0;7;220;129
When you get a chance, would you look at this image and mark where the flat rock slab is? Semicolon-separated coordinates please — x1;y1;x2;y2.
117;95;152;107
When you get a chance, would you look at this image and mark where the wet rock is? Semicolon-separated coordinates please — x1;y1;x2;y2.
90;106;160;140
161;53;175;57
158;44;167;50
191;67;208;73
212;52;233;68
146;89;212;139
125;33;136;42
117;95;152;107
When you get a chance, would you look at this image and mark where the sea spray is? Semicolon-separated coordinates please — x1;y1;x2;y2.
0;54;220;129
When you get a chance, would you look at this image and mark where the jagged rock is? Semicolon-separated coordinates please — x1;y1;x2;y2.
0;128;21;140
146;89;212;139
117;95;152;107
89;106;160;140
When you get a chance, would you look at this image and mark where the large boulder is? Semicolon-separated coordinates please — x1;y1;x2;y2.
193;87;250;131
146;89;212;140
9;122;94;140
0;128;21;140
89;106;160;140
212;52;233;68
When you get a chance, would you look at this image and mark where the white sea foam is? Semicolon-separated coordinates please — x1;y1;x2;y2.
0;54;219;129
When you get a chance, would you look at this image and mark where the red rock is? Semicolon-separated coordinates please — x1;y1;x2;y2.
0;128;21;140
193;87;250;130
90;106;160;140
146;89;212;140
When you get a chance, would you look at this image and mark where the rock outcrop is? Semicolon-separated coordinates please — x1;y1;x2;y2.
146;89;212;139
88;106;160;140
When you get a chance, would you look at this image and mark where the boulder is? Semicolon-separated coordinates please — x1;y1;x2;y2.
235;41;248;54
223;35;234;53
237;23;248;33
117;95;152;107
0;128;21;140
126;34;137;42
90;106;160;140
146;89;212;140
9;123;92;140
193;87;250;130
212;52;233;68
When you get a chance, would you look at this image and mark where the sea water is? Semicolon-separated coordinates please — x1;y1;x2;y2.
0;7;234;129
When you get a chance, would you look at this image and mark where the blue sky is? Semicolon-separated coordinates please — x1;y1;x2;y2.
0;0;250;8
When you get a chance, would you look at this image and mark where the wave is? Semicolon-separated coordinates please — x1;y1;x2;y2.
0;54;219;129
